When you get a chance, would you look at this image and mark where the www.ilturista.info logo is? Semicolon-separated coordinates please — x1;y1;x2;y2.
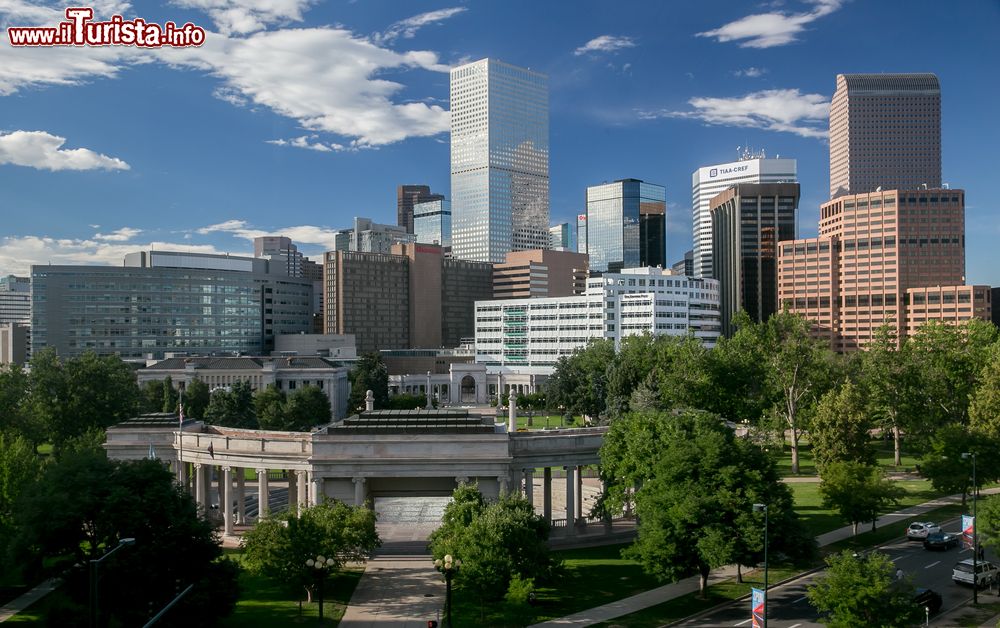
7;7;206;47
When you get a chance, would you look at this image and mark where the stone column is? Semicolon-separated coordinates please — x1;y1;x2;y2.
602;477;613;534
215;466;224;514
222;467;234;536
455;475;469;487
365;390;374;412
576;465;585;525
176;457;187;488
425;371;433;409
524;469;534;511
257;468;269;519
309;472;321;507
296;471;307;512
194;463;206;511
353;477;366;507
288;471;298;516
508;391;517;433
236;470;246;525
498;474;509;495
565;465;576;537
543;467;552;522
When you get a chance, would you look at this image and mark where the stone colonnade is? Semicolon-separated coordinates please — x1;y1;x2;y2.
514;464;607;538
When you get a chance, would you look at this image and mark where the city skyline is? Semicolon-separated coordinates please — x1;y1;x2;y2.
0;1;997;285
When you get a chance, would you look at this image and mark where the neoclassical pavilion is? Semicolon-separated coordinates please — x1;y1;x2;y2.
104;407;610;539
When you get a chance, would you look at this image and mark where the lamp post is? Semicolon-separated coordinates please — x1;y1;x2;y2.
305;555;336;621
434;554;461;627
90;537;136;628
753;504;768;628
962;451;979;604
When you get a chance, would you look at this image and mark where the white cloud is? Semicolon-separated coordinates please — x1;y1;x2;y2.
170;0;315;35
640;88;830;139
733;67;768;78
0;130;130;171
197;220;353;250
574;35;636;56
697;0;842;48
266;135;346;152
375;7;467;44
94;227;142;242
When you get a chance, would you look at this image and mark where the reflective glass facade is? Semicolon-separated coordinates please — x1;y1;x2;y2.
451;59;549;263
414;199;452;247
584;179;666;272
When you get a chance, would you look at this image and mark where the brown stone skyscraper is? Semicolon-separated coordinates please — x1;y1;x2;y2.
397;185;444;234
829;74;941;199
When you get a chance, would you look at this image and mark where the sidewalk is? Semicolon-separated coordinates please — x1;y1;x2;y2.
338;555;444;627
0;579;60;623
529;488;999;628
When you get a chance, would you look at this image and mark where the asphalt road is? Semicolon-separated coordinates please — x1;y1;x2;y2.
675;517;998;628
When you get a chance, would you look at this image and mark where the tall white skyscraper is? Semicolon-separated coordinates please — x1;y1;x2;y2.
692;157;797;278
450;58;549;263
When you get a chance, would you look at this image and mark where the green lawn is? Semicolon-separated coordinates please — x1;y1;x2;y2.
775;440;923;477
512;414;583;430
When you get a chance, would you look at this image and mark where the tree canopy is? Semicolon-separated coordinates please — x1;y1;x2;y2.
347;352;389;412
203;380;257;428
810;381;875;472
818;461;904;535
808;550;919;628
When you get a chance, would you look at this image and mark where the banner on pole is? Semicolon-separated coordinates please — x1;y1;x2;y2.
963;515;975;550
751;587;765;628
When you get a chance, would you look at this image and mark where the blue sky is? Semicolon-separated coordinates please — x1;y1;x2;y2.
1;0;998;285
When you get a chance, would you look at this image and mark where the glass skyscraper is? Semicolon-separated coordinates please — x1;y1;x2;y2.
584;179;667;272
414;199;452;247
450;58;549;263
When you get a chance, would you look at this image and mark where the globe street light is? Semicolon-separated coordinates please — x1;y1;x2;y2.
434;554;461;627
90;537;136;628
753;504;768;628
962;451;979;604
305;555;336;621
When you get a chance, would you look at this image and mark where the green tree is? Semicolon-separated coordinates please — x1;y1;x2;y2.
386;392;430;410
0;432;43;562
204;380;257;428
918;425;1000;506
182;377;211;420
546;339;615;421
979;495;1000;555
9;452;238;626
0;365;36;444
970;345;1000;439
808;550;919;628
861;325;918;466
810;381;875;472
254;384;287;430
284;386;332;431
140;379;165;414
241;499;379;601
347;352;389;412
818;461;904;535
161;375;179;413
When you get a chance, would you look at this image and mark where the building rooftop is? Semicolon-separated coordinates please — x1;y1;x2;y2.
325;409;496;434
144;356;344;370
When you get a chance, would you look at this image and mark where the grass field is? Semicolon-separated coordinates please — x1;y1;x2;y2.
775;440;922;477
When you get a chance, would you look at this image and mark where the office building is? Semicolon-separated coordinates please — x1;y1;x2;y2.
476;268;720;374
0;323;27;365
829;73;941;199
493;249;588;300
346;217;416;254
0;275;30;326
576;213;588;255
323;243;493;353
584;179;667;272
31;251;314;359
450;58;549;262
692;156;797;278
671;250;693;277
254;236;324;332
711;183;800;335
549;223;577;252
994;288;1000;328
778;188;990;350
273;334;357;360
413;199;452;247
397;184;444;234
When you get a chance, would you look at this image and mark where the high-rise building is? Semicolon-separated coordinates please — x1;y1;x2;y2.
778;188;990;351
549;223;577;252
584;179;666;272
31;251;314;359
450;58;549;263
414;199;452;247
493;249;588;300
576;213;588;255
397;185;445;234
0;323;27;365
829;73;941;199
0;275;30;326
671;250;694;277
692;157;797;278
333;217;416;254
254;236;304;276
711;183;800;336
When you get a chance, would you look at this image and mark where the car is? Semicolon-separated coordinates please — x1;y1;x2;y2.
952;559;1000;588
913;588;943;615
923;532;960;550
907;522;941;540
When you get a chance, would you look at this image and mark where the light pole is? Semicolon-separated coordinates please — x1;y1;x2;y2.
305;555;335;621
90;537;136;628
753;504;768;628
434;554;461;627
962;451;979;604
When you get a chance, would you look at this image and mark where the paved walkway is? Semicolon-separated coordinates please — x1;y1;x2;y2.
0;579;60;623
338;555;444;627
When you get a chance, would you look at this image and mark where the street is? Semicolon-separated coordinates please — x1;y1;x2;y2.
675;517;998;627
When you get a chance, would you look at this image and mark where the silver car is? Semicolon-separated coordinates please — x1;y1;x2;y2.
906;521;941;540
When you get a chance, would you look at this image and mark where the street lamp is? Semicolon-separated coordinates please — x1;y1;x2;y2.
753;504;769;628
434;554;461;628
90;537;136;628
962;451;979;604
305;555;336;621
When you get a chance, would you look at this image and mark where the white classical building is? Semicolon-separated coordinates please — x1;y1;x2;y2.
474;267;721;375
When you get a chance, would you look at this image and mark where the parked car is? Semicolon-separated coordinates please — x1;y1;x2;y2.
952;559;1000;587
907;522;941;540
923;532;960;550
913;588;943;615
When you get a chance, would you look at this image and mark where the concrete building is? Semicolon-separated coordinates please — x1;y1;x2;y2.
904;286;992;336
137;355;350;419
0;275;30;326
711;183;800;336
451;59;549;262
493;249;588;300
829;73;941;199
31;251;314;360
549;223;577;252
778;188;989;350
692;156;797;278
994;288;1000;328
576;213;588;255
273;333;357;360
343;217;416;254
583;179;666;273
0;323;27;366
476;267;721;375
397;184;445;234
254;236;324;333
413;199;452;247
671;250;693;277
323;243;493;353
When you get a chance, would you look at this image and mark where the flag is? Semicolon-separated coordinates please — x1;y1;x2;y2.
148;442;156;460
963;515;975;550
751;588;765;628
208;442;215;458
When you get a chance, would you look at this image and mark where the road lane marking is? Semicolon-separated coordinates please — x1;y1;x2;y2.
925;560;941;569
734;619;752;626
793;596;808;604
788;624;802;628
